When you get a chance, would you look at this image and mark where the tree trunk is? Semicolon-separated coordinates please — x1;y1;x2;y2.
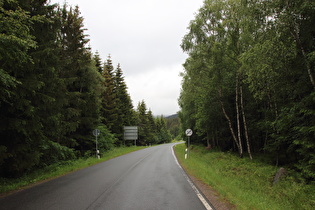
291;21;315;88
235;73;243;158
218;87;240;153
240;80;252;159
206;132;211;148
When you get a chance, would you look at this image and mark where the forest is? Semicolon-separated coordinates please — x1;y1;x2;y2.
0;0;172;178
179;0;314;181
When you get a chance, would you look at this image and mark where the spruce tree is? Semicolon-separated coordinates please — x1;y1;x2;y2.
101;56;118;134
113;64;135;144
93;51;103;74
58;4;100;153
155;116;172;144
136;101;149;145
147;110;157;144
0;0;34;176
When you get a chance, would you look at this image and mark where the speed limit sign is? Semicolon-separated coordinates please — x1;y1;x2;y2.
93;129;100;136
185;129;193;137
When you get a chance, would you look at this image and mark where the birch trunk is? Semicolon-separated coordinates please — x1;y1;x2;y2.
291;21;315;88
218;88;240;153
235;73;243;158
240;80;252;160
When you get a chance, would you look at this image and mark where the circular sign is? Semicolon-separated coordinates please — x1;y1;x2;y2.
185;129;193;137
93;129;100;136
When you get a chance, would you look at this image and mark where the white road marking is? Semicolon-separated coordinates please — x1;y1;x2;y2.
171;145;213;210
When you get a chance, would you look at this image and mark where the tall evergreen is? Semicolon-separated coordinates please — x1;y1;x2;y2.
136;101;150;145
101;56;118;133
58;4;101;153
155;116;172;144
113;64;135;144
93;51;103;74
0;0;42;176
146;110;157;145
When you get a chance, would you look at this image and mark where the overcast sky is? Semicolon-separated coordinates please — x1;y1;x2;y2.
50;0;204;116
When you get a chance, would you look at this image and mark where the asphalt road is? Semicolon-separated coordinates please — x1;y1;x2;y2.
0;143;212;210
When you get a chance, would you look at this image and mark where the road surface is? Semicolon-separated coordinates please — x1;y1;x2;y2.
0;143;212;210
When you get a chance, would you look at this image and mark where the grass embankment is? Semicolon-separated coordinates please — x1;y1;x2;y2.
174;143;314;210
0;146;146;195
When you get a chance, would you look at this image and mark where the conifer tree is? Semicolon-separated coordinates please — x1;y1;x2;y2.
58;4;100;153
155;116;172;144
0;0;41;176
136;101;149;145
93;51;103;74
147;110;157;144
21;0;78;163
113;64;135;144
101;56;118;134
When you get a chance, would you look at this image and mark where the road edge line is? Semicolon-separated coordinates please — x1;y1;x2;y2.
171;144;214;210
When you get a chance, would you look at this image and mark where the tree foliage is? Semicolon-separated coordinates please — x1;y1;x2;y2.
135;101;172;146
0;0;138;177
180;0;315;180
0;0;171;178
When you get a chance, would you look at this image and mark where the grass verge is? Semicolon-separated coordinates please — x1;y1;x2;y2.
174;143;315;210
0;146;146;196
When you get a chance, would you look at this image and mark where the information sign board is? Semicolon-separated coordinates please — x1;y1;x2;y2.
124;126;138;140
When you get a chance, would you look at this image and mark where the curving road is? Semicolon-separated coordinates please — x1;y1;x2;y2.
0;143;212;210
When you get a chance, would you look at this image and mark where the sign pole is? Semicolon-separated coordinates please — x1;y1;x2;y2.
185;129;193;159
93;129;100;159
96;134;98;158
188;136;190;158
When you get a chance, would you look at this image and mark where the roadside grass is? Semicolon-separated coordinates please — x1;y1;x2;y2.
0;146;146;195
174;143;315;210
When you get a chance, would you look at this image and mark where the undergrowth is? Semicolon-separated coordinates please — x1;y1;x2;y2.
174;143;315;210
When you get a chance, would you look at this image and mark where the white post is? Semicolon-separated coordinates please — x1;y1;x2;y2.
96;134;98;158
187;136;190;158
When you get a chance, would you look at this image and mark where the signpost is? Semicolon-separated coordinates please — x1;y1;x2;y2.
93;129;100;159
124;126;138;146
185;129;193;158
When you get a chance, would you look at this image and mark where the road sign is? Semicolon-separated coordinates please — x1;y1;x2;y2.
185;129;193;137
124;126;138;140
93;129;101;159
93;129;100;137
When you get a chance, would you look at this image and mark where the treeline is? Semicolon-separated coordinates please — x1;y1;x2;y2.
165;114;180;140
136;101;172;146
0;0;171;178
179;0;314;181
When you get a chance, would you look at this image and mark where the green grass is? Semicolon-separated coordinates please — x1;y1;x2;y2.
174;143;315;210
0;146;146;195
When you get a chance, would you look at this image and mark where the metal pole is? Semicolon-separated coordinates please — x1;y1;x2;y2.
188;136;190;158
96;135;98;158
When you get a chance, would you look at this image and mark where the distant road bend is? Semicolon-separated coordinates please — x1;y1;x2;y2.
0;143;213;210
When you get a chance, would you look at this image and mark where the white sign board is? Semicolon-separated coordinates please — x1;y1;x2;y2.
185;129;193;137
124;126;138;140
